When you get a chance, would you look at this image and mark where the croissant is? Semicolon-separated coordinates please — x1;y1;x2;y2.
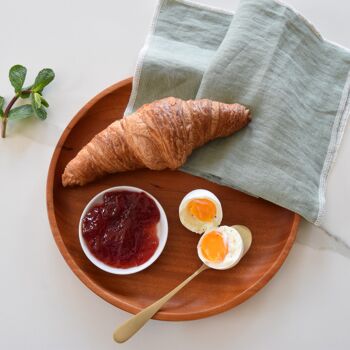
62;97;251;187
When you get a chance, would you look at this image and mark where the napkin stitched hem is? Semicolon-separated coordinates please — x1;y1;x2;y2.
125;0;164;116
316;71;350;225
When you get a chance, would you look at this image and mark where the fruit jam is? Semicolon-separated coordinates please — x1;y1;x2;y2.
82;190;160;268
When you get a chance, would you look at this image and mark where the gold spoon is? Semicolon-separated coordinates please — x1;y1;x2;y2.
113;225;252;343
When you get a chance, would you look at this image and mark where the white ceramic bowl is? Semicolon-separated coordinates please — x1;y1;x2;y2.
79;186;168;275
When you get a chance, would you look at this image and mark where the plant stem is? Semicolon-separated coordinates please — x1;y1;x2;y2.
1;118;7;138
1;90;31;138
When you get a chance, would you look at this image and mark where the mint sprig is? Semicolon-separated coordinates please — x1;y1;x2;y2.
0;65;55;138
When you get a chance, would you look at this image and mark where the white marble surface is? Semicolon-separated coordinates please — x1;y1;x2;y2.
1;0;349;349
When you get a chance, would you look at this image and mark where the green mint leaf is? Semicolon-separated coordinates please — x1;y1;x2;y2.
33;92;42;108
32;68;55;92
31;93;47;120
9;65;27;93
0;96;4;117
34;107;47;120
40;96;49;108
8;104;33;120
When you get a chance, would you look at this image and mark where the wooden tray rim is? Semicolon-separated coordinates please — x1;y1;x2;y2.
46;77;300;321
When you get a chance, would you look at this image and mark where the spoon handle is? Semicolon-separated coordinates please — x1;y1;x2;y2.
113;264;208;343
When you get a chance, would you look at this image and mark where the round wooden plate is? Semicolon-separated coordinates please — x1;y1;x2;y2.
47;77;300;321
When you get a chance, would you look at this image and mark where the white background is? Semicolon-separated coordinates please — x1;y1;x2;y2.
1;0;350;349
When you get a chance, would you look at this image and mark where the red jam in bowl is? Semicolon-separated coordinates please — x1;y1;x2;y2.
82;190;160;268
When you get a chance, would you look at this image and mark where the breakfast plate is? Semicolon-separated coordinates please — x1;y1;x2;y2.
47;77;300;321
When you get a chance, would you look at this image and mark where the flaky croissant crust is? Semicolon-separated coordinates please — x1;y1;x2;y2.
62;97;251;186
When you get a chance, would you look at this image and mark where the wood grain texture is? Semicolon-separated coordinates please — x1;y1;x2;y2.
47;78;300;321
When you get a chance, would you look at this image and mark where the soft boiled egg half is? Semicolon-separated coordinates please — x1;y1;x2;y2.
197;226;244;270
179;189;223;234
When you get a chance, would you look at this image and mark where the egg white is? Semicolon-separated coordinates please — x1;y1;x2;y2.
197;225;244;270
179;189;223;234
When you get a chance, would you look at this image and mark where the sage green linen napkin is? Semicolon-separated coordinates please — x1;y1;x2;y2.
125;0;350;225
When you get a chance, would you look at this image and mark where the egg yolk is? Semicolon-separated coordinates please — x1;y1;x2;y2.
187;198;216;222
201;231;228;262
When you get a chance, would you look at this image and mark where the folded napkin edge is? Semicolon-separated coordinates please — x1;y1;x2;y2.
125;0;164;116
316;70;350;226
